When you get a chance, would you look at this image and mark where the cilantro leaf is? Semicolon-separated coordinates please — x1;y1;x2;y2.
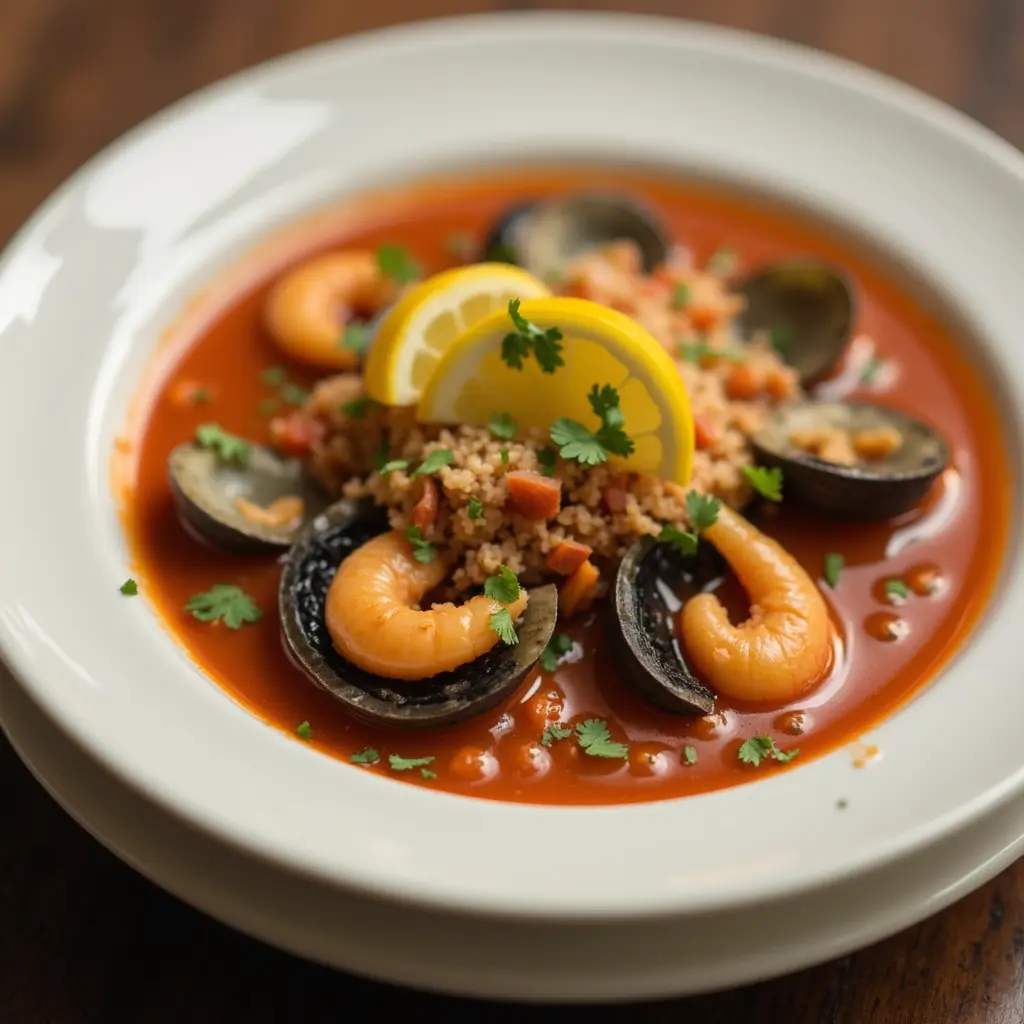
541;723;572;747
340;318;371;353
388;754;435;771
372;441;391;472
484;565;521;604
550;418;608;466
467;496;484;520
539;633;573;672
576;719;629;759
295;721;312;740
489;607;518;645
195;423;251;466
686;491;721;533
376;244;420;284
678;341;748;364
501;331;531;370
261;366;287;386
590;384;635;458
185;584;262;629
404;525;435;563
737;735;799;766
743;464;784;502
489;412;517;440
350;747;379;765
769;326;793;353
420;768;437;779
671;283;690;309
500;448;510;465
659;524;699;556
119;578;138;596
885;578;910;600
536;446;557;477
411;448;453;477
280;383;310;406
339;396;379;420
683;745;698;765
823;552;844;589
501;299;565;374
378;458;411;476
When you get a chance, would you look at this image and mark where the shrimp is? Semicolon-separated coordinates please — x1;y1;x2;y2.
264;250;395;371
680;505;832;703
325;530;528;680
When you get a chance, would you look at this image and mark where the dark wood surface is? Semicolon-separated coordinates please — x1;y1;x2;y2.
1;2;1022;1021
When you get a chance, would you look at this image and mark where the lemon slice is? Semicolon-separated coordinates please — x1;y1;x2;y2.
417;297;694;484
363;263;550;405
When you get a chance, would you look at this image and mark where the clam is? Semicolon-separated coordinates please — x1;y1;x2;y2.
168;442;331;552
735;260;855;383
609;537;720;716
484;193;670;277
280;499;559;729
750;400;950;519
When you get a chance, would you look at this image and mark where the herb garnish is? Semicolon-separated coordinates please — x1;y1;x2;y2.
376;243;420;284
536;446;558;477
539;633;573;672
484;566;522;645
378;457;411;476
119;578;138;596
339;396;379;420
823;552;844;589
706;247;737;275
280;383;310;406
683;746;698;766
257;397;279;416
885;578;910;600
341;319;372;354
189;387;211;405
737;735;800;766
658;491;721;555
859;355;886;384
489;412;517;440
350;747;380;765
195;423;251;465
742;464;784;502
500;448;510;465
769;326;793;353
404;525;435;564
295;721;312;740
678;340;748;364
541;723;573;747
671;283;691;309
576;719;629;760
550;384;634;466
466;497;484;520
261;366;288;387
411;448;453;477
185;584;262;629
388;754;435;773
501;299;565;374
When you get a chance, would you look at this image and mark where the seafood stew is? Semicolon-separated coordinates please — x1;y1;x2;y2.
119;166;1010;806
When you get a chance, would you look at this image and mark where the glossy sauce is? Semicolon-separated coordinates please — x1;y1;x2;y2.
121;167;1011;805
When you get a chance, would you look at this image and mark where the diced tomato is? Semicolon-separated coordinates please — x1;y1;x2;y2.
560;560;601;618
506;471;562;520
724;362;762;401
269;413;325;457
693;414;718;450
545;539;594;576
410;477;439;529
689;306;721;331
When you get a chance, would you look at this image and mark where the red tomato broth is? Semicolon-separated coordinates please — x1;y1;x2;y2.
122;166;1011;805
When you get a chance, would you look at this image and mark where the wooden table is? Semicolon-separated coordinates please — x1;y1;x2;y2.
1;2;1021;1021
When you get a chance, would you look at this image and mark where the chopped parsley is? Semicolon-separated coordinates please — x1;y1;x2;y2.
388;754;435;772
683;745;698;766
501;298;565;374
659;524;698;556
539;633;573;672
488;611;519;646
295;721;312;740
823;552;844;589
485;566;522;644
678;340;748;364
339;396;379;420
489;412;517;440
550;384;634;466
467;496;484;520
658;491;721;555
280;383;310;406
340;319;372;354
859;355;886;384
885;578;910;600
737;735;800;767
536;445;558;478
411;448;453;477
378;458;411;476
576;719;629;760
743;464;783;502
404;525;435;564
185;584;262;629
119;578;138;596
350;747;380;765
541;723;573;747
500;448;510;465
376;243;420;284
671;283;691;309
261;366;288;387
769;326;793;353
420;769;437;780
195;423;251;465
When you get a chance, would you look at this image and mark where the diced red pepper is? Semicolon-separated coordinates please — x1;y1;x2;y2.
545;539;594;576
506;470;562;520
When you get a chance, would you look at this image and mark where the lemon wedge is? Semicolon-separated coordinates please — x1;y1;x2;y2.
363;263;550;405
417;297;694;484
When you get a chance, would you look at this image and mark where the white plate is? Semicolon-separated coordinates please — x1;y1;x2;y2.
5;666;1023;1001
0;8;1022;944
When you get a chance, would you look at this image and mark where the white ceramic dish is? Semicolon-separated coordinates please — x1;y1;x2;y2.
5;666;1024;1001
0;8;1022;976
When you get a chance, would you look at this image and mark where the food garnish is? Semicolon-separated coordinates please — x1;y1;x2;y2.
339;396;379;419
769;326;793;353
378;457;411;475
541;723;573;747
258;397;279;416
261;366;288;387
189;387;211;405
706;247;737;275
885;578;910;600
742;464;783;501
823;552;844;589
376;243;421;284
678;340;748;364
340;318;371;353
500;448;510;465
490;412;517;439
501;298;565;373
550;384;634;466
281;383;311;406
737;735;800;766
539;633;573;672
683;746;698;765
404;525;436;564
195;423;251;465
576;719;629;759
485;566;522;645
859;355;886;384
119;578;138;596
467;497;485;520
411;448;454;477
388;754;435;772
185;584;262;629
537;446;558;477
671;283;690;309
350;747;380;765
658;490;721;555
295;720;312;740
